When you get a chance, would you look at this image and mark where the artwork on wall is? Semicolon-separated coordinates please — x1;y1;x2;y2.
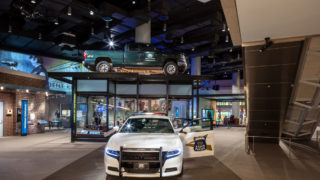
150;99;166;112
138;99;149;112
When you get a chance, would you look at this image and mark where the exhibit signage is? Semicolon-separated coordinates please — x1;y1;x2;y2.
21;100;28;136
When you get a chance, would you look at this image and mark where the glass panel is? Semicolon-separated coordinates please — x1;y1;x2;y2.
115;98;136;125
77;80;107;92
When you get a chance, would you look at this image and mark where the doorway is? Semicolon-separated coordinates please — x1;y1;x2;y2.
0;101;4;137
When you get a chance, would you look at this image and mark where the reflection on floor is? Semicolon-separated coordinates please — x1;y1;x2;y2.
1;127;320;180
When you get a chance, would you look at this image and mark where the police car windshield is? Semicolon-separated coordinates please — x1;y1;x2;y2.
120;118;174;133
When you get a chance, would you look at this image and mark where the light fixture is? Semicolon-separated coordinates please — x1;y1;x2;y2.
38;32;42;40
67;6;72;16
54;18;59;25
89;10;94;16
229;48;233;52
132;0;136;4
108;40;114;47
0;86;4;90
225;34;229;43
222;23;226;32
45;91;48;96
237;53;240;60
8;25;12;33
180;36;184;44
26;89;29;93
31;0;36;4
105;21;109;28
91;26;94;35
163;23;167;32
192;47;195;51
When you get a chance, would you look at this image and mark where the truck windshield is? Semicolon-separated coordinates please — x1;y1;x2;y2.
120;118;174;133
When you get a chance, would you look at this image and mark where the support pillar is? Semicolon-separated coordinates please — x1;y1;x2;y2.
232;71;240;118
191;57;201;119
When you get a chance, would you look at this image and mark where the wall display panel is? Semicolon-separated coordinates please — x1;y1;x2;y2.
150;99;166;112
168;85;192;95
77;80;107;92
116;84;137;95
139;84;166;95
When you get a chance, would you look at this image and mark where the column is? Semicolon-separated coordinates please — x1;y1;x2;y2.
191;57;201;118
232;71;240;118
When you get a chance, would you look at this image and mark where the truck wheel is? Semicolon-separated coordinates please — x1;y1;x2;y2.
164;61;178;76
96;61;111;72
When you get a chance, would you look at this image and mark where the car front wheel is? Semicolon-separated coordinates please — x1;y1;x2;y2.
164;61;178;76
96;61;112;72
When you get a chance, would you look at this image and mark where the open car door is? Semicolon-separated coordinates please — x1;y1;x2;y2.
172;118;214;158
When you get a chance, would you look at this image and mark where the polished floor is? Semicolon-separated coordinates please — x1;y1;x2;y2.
1;127;320;180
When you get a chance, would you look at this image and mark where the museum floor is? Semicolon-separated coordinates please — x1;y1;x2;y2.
1;128;320;180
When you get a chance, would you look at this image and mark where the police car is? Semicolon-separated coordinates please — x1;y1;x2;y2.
104;113;214;178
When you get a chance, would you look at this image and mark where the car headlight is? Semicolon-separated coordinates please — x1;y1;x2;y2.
105;148;119;159
166;148;181;159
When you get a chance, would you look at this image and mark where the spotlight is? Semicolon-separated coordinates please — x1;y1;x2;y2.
31;0;36;4
192;47;195;51
163;23;167;32
108;40;114;47
8;25;12;33
229;48;232;52
91;26;94;35
105;21;109;28
222;23;226;32
26;89;29;93
54;18;59;25
180;36;184;44
132;0;136;4
237;53;240;60
89;10;94;16
0;86;4;90
38;33;42;40
67;6;72;16
225;34;229;43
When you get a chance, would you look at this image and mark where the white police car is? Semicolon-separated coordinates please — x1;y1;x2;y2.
104;113;214;178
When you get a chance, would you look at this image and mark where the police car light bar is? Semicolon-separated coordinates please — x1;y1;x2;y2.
131;112;168;116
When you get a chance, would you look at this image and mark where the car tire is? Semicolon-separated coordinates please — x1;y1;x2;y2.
164;61;178;76
96;61;112;72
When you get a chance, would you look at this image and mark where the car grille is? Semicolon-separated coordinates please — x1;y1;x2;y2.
122;152;159;161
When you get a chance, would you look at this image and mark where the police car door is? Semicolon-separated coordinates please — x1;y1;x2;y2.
173;118;214;158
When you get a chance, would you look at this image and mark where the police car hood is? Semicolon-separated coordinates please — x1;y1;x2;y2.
107;133;182;151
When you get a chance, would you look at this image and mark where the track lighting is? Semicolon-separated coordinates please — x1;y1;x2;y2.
132;0;136;5
180;36;184;44
91;26;94;35
222;23;226;32
67;6;72;16
8;25;12;33
163;23;167;32
229;48;233;52
38;33;42;40
192;47;195;51
237;53;240;60
105;21;109;28
54;18;59;25
225;34;229;43
31;0;36;4
89;10;94;16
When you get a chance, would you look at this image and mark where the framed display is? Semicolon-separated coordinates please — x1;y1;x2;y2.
138;100;149;112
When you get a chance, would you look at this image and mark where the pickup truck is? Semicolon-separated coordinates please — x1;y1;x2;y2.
83;43;188;75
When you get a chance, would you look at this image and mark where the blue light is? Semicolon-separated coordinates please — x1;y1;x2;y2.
166;149;181;159
106;148;119;159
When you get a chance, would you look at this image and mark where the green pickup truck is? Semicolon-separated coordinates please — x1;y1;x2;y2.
83;43;188;75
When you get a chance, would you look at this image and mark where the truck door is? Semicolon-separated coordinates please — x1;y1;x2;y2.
125;44;143;67
172;118;214;158
140;44;162;67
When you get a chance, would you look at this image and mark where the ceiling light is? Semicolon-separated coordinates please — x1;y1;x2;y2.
89;10;94;16
225;34;229;43
26;89;29;93
163;23;167;32
8;25;12;33
31;0;36;4
45;91;48;96
222;23;226;32
67;6;72;16
237;53;240;60
108;40;114;47
229;48;233;52
0;86;4;90
132;0;136;4
192;47;195;51
38;33;42;40
54;18;59;25
91;26;94;35
180;36;184;44
105;21;109;28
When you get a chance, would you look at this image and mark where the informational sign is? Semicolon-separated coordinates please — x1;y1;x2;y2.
7;109;13;115
21;100;28;136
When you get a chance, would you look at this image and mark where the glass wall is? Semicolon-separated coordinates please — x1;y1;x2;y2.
115;98;136;125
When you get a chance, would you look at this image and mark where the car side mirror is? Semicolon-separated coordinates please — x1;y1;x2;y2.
113;126;120;132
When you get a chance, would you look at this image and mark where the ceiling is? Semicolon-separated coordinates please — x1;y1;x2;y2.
236;0;320;43
0;0;242;78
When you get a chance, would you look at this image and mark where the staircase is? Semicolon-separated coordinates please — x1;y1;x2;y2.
282;36;320;139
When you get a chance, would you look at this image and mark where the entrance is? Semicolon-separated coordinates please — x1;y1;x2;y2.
0;101;4;137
